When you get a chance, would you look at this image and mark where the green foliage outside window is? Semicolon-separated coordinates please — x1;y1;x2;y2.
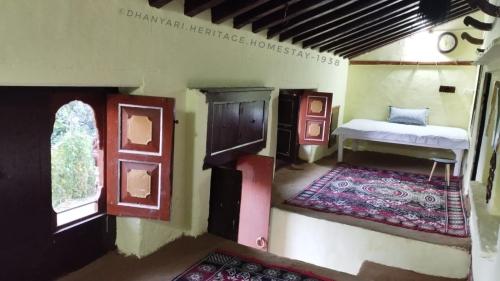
51;101;99;212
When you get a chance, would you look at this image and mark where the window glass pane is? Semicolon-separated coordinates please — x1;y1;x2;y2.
51;101;100;223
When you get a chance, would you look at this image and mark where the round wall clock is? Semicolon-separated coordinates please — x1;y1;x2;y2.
438;32;458;54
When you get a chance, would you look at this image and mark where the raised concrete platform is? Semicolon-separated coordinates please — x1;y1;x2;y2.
270;151;471;279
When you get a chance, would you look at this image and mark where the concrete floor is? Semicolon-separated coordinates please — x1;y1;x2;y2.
58;234;466;281
357;261;466;281
58;234;363;281
273;150;471;248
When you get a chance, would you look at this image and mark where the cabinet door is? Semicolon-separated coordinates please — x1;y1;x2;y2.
208;167;242;241
298;91;333;145
238;100;265;145
211;102;240;153
276;91;300;162
106;95;175;221
237;155;274;251
203;88;271;167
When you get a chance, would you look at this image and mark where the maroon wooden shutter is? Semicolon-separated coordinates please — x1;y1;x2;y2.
237;155;274;251
298;91;333;145
106;95;175;221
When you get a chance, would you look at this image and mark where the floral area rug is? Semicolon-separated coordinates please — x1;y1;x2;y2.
285;165;468;237
173;251;334;281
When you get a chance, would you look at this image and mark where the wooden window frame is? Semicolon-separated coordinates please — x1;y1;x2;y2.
49;89;109;231
48;90;176;230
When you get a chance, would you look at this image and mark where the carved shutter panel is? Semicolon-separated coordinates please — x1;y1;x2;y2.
298;91;333;145
106;95;175;221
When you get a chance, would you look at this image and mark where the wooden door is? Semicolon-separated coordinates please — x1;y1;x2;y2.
276;90;301;162
298;91;333;145
207;167;242;241
106;95;175;221
237;155;274;251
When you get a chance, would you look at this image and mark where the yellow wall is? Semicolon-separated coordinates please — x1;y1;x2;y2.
345;65;476;129
0;0;348;257
473;2;500;216
462;2;500;280
476;78;500;215
343;16;478;159
477;10;500;216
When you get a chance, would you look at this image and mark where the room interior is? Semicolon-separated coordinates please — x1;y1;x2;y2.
2;0;500;281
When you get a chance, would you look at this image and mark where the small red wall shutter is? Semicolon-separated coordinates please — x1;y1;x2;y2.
237;155;274;251
106;95;175;221
298;91;333;145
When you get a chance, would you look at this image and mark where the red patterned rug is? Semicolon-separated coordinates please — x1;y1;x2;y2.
285;165;468;237
173;251;334;281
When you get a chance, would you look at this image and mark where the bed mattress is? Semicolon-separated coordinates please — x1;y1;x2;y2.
333;119;469;150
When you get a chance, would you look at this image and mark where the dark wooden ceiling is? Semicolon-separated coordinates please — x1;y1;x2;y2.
149;0;478;59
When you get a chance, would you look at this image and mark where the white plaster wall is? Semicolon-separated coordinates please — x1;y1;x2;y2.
0;0;348;257
469;183;500;281
269;208;470;279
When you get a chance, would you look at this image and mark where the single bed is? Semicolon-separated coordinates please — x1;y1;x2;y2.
333;119;470;176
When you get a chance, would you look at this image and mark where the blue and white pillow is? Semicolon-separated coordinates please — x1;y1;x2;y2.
388;106;429;126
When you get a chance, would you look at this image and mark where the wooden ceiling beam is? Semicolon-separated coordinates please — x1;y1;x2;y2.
148;0;174;8
319;1;468;51
330;2;467;52
185;0;225;17
233;0;301;29
303;0;418;48
212;0;272;24
463;15;493;31
344;29;426;58
280;0;393;43
461;31;484;45
251;0;336;33
320;12;420;52
334;17;428;54
332;2;469;54
343;7;476;58
267;0;358;39
337;21;429;56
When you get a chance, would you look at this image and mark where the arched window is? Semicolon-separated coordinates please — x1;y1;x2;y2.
51;100;102;226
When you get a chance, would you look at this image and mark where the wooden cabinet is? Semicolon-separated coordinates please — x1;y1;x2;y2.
201;87;272;167
208;155;274;251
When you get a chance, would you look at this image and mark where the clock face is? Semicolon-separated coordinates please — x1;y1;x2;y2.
438;32;458;54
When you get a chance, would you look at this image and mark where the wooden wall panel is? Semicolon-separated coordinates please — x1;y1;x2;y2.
0;88;116;281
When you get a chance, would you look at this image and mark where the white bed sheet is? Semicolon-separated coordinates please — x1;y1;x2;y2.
333;119;469;150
